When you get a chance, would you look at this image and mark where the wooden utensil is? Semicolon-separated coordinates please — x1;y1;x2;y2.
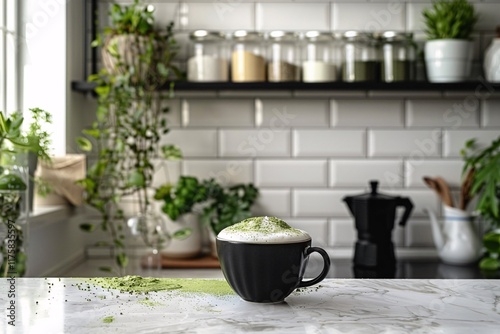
423;176;455;208
459;168;475;210
435;176;455;208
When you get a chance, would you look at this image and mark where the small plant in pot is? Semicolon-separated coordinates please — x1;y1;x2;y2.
0;109;52;277
422;0;478;82
155;176;260;259
153;176;208;259
461;137;500;275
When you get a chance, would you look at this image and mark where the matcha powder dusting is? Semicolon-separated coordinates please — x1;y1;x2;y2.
218;216;311;243
102;316;114;324
88;276;234;296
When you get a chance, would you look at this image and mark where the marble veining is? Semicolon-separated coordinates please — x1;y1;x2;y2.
1;278;499;333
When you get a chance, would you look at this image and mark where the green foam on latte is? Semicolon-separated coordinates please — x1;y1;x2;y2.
217;216;310;243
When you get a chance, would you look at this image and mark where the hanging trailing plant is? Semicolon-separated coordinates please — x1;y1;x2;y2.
77;0;182;274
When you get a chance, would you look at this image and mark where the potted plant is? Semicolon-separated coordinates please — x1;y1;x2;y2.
422;0;478;82
0;109;52;277
201;180;259;257
77;0;181;274
153;176;208;258
461;137;500;273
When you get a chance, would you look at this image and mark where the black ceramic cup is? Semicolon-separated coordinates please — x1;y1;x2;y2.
216;238;330;303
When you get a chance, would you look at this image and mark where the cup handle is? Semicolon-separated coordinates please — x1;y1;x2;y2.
298;246;331;288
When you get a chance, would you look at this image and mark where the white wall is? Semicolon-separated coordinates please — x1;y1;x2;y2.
73;1;500;251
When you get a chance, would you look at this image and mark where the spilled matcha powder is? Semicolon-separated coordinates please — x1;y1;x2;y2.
217;216;310;243
87;276;234;296
102;316;114;324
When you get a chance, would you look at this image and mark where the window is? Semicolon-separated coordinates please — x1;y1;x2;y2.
0;0;19;113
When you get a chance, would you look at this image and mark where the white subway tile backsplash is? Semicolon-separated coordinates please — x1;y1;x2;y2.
220;129;290;157
165;99;182;127
293;189;360;217
406;3;432;32
329;219;355;247
482;99;500;127
256;2;330;31
329;160;403;188
185;99;254;127
384;189;440;218
287;218;329;247
183;2;254;31
294;130;365;157
405;160;463;188
406;99;480;128
253;189;291;217
260;99;329;127
152;160;181;188
256;160;327;187
405;220;434;248
369;130;441;157
331;100;404;127
443;130;500;157
160;129;217;157
475;4;500;31
332;2;406;31
183;159;253;186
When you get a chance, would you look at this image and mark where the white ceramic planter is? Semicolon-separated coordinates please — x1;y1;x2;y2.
425;39;473;83
161;213;203;259
484;38;500;82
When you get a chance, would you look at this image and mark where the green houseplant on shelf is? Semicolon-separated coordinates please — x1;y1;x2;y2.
0;109;52;277
422;0;478;82
154;176;260;258
461;137;500;274
77;0;182;274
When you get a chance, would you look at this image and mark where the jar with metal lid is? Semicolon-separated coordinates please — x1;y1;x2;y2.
231;31;266;82
379;32;416;82
187;30;229;82
341;31;380;82
267;31;300;82
301;31;340;82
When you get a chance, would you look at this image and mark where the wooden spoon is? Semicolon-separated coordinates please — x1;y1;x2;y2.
435;176;455;208
460;168;475;210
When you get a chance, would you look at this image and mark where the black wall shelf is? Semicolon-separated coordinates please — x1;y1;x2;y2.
71;80;500;94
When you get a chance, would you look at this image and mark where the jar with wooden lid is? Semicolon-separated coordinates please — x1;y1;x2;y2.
341;31;380;82
231;31;266;82
301;31;339;82
267;31;300;82
187;30;229;82
379;31;416;82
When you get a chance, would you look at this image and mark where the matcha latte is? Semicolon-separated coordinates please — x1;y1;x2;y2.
217;216;310;243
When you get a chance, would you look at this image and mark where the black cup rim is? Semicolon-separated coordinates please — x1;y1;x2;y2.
216;236;312;244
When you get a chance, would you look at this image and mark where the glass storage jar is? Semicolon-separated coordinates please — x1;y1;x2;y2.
231;31;266;82
301;31;340;82
267;31;300;82
379;31;416;82
187;30;229;82
341;31;380;82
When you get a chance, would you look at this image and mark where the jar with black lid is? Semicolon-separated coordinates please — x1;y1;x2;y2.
379;31;416;82
341;31;380;82
301;31;339;82
231;30;266;82
267;31;300;82
187;30;229;82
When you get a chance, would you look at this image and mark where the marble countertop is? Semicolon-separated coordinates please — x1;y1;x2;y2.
1;278;499;333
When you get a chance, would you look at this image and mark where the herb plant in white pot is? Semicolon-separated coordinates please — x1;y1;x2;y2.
423;0;478;82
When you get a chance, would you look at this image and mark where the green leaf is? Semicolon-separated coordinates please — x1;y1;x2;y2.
172;228;192;240
479;257;500;271
99;266;113;273
116;253;128;268
82;129;100;138
483;232;500;253
161;145;182;160
126;170;145;187
77;137;93;151
80;223;96;232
